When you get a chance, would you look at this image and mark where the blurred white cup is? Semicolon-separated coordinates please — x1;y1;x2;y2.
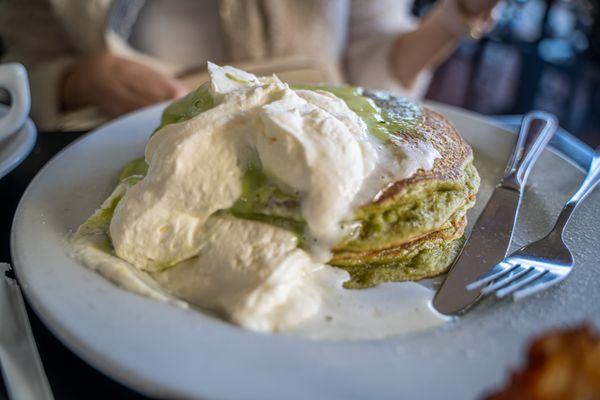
0;63;31;141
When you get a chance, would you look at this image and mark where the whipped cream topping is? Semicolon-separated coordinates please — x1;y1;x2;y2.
94;63;442;332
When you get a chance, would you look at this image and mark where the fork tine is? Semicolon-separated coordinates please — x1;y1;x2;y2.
513;272;561;300
466;262;516;291
495;268;546;298
481;265;529;295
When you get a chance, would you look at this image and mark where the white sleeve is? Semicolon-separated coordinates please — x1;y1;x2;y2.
345;0;432;99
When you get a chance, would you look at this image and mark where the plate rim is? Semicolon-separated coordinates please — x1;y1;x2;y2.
9;103;179;398
424;101;587;173
9;102;588;399
0;104;37;179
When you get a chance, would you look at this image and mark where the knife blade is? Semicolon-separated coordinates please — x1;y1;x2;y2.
0;263;54;400
433;111;558;315
432;186;520;314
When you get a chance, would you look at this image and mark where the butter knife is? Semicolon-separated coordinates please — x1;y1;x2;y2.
0;263;53;400
433;111;558;315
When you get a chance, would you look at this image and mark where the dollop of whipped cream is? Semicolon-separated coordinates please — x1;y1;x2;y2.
107;63;438;331
110;63;381;269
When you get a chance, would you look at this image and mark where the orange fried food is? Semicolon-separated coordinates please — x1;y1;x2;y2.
485;324;600;400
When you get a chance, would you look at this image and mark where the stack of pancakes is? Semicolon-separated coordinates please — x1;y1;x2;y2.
330;93;479;288
119;86;479;289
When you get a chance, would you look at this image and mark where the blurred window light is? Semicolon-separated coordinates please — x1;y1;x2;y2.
507;0;547;42
548;1;578;37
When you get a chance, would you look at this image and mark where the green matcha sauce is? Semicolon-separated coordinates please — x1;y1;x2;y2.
118;158;148;182
156;84;214;131
291;85;422;142
229;165;306;240
157;83;423;140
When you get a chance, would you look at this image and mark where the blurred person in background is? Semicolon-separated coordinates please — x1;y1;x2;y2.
0;0;497;131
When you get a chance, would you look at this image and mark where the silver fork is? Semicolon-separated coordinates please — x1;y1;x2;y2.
467;146;600;300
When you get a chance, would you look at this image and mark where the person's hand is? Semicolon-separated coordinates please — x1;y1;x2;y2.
61;51;187;117
459;0;499;16
442;0;500;40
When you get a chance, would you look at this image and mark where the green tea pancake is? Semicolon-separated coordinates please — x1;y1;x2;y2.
101;84;480;289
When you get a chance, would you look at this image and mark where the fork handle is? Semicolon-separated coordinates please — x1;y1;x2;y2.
552;148;600;235
500;111;558;191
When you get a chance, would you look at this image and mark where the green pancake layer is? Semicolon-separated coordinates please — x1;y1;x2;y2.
335;162;479;252
333;235;466;289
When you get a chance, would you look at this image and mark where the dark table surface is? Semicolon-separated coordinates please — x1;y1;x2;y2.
0;124;594;400
0;131;149;400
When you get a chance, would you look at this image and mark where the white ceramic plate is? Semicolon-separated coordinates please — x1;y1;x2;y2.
11;102;600;399
0;104;36;179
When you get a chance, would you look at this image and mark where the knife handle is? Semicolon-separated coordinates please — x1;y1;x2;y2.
0;264;54;400
500;111;558;191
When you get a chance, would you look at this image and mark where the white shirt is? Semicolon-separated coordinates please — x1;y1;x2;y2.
129;0;226;70
128;0;430;97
